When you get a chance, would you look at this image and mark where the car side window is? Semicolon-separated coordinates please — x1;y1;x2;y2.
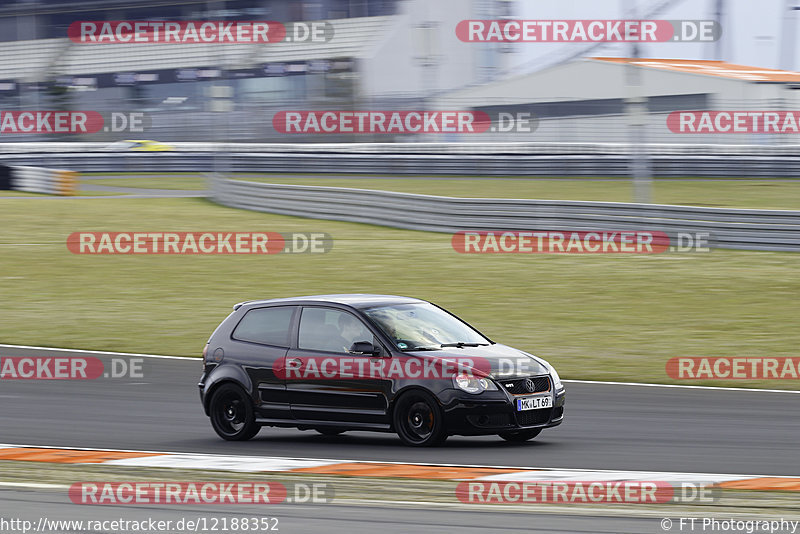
232;306;295;347
298;308;374;353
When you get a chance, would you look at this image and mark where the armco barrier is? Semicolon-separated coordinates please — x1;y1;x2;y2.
209;176;800;252
4;142;800;156
4;147;800;176
0;164;77;195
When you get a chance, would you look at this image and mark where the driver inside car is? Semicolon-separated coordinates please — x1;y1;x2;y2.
338;313;370;352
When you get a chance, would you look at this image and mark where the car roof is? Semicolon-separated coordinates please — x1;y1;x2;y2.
236;294;424;310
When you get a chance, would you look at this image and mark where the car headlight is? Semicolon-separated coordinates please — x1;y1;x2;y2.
454;373;498;394
549;365;563;390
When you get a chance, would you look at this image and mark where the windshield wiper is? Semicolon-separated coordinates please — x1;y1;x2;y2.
399;345;441;351
440;342;491;348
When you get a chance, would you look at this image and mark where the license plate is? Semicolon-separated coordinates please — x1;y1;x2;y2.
516;395;553;411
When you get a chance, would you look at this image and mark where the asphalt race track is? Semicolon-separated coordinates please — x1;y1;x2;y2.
1;345;798;477
0;487;662;534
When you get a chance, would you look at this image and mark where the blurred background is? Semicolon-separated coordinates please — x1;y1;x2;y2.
2;0;800;145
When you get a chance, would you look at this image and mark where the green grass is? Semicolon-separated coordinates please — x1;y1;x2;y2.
80;173;800;209
1;195;799;389
232;175;800;210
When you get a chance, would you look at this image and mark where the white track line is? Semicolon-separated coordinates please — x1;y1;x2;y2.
562;379;800;394
0;343;195;360
2;343;799;393
0;481;68;490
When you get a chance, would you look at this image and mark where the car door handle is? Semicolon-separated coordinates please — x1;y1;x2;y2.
286;358;303;368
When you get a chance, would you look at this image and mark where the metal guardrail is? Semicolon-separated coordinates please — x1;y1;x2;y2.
4;151;800;177
210;177;800;252
4;142;800;176
4;142;800;155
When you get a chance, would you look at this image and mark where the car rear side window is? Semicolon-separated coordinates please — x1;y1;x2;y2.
232;306;295;347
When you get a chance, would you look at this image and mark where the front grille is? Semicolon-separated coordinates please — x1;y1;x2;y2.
515;408;553;427
502;375;550;395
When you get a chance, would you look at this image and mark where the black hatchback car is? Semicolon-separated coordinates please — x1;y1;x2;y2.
199;294;565;446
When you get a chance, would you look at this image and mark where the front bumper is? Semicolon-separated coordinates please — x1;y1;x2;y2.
441;388;565;436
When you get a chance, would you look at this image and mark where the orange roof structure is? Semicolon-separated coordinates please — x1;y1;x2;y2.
592;58;800;83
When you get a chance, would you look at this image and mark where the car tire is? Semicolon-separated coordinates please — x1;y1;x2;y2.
315;428;345;436
498;428;542;442
393;390;448;447
209;383;260;441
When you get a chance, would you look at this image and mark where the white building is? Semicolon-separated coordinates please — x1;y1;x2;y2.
436;57;800;143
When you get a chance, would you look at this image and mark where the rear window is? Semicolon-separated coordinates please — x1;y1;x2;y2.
232;306;295;347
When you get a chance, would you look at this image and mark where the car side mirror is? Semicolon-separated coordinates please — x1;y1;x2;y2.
349;341;381;356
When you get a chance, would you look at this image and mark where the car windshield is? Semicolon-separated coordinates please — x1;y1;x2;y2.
362;302;490;350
